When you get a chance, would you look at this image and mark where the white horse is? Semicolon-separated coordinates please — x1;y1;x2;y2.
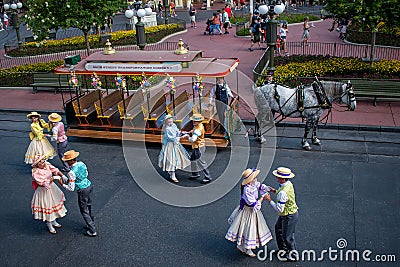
253;80;356;150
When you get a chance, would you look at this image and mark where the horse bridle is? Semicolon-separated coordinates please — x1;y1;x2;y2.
335;82;356;110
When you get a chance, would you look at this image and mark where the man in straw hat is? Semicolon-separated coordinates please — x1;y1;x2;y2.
265;167;299;262
182;114;212;184
61;150;97;237
48;113;69;171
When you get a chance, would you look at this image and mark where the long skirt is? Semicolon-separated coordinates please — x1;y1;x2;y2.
31;183;67;222
158;142;190;172
225;206;273;249
25;138;56;164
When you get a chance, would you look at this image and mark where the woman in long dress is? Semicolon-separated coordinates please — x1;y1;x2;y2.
31;154;67;234
24;112;56;164
158;114;190;183
225;168;273;257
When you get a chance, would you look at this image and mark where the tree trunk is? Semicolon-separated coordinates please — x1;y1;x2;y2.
84;31;91;57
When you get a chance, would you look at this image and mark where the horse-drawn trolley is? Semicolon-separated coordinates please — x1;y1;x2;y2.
55;40;240;148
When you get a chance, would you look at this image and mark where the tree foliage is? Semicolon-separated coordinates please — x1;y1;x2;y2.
324;0;399;31
24;0;125;54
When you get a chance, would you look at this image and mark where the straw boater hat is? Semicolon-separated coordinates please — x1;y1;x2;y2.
241;168;261;185
272;167;295;179
190;114;204;122
48;113;62;123
62;150;80;161
27;111;41;119
31;154;46;167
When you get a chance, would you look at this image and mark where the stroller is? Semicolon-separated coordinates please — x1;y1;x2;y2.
204;19;212;35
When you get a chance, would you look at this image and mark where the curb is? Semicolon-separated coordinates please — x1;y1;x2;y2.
1;108;398;132
0;108;65;114
241;120;400;133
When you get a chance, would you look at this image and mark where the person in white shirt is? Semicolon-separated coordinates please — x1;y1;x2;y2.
265;167;299;262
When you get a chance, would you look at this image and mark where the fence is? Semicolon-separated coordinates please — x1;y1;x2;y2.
253;41;400;82
285;41;400;60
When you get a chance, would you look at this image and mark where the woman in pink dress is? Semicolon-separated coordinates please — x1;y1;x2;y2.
31;154;67;234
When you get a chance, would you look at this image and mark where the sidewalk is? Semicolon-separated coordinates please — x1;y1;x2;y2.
0;12;399;129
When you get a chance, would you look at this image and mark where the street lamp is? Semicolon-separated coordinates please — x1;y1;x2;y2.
259;2;285;75
125;6;147;50
3;1;23;46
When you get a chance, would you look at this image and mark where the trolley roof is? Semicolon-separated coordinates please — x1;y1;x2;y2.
54;50;239;78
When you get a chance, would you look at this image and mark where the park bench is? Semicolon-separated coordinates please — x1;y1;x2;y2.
346;79;400;106
94;90;123;125
72;90;104;124
25;32;56;43
118;91;145;127
31;72;70;94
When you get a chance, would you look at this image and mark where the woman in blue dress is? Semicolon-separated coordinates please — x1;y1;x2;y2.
158;115;190;183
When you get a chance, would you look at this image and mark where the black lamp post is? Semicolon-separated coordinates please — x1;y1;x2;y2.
125;5;152;50
259;2;285;75
163;0;169;25
3;1;23;46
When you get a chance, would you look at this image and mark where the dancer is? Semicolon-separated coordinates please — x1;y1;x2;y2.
25;112;56;164
225;168;273;257
158;114;191;183
31;154;67;234
61;150;97;237
182;114;212;184
265;167;299;262
48;113;69;171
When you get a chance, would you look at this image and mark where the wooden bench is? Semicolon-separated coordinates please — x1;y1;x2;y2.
31;72;70;94
346;79;400;106
141;90;166;129
166;91;191;129
26;32;56;43
118;91;145;127
72;90;104;124
94;90;123;125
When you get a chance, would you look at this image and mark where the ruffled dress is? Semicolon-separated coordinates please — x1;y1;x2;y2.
24;119;56;164
31;162;67;221
225;182;273;249
158;123;190;172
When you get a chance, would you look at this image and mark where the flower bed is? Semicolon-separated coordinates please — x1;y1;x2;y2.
258;55;400;86
0;60;145;88
7;24;183;57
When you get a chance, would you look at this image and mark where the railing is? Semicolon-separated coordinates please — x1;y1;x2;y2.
0;41;188;82
285;41;400;60
253;46;272;82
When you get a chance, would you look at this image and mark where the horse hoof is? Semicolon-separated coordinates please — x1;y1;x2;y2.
312;138;321;146
302;140;311;150
260;136;267;143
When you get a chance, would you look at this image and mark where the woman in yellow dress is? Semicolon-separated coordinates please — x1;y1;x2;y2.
24;112;56;164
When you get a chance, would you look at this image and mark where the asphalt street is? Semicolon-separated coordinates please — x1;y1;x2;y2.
0;111;399;266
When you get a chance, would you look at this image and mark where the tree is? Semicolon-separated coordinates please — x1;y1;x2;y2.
324;0;399;31
24;0;125;55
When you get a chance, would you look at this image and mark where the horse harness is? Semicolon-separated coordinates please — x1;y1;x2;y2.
273;81;332;121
